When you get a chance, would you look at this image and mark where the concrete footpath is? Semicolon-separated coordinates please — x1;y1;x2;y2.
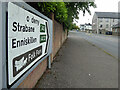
35;32;118;88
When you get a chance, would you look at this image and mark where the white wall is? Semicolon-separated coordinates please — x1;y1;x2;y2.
98;18;119;32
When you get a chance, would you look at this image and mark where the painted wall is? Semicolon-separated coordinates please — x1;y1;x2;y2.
92;13;98;33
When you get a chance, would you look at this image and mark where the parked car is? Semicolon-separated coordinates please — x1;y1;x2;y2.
106;31;112;35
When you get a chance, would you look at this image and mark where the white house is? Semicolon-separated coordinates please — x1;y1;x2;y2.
80;23;92;32
92;12;120;34
80;24;85;31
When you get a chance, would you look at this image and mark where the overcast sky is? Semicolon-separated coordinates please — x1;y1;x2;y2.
74;0;120;26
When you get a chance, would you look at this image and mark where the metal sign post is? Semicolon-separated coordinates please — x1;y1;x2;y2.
0;2;2;90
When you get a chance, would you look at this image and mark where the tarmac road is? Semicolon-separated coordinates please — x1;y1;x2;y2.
35;31;118;88
72;31;118;59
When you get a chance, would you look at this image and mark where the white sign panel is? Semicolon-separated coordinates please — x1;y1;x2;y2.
8;2;50;87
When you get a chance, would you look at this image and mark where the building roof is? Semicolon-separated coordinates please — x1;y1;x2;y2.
80;23;92;26
95;12;120;19
85;23;92;26
80;24;85;26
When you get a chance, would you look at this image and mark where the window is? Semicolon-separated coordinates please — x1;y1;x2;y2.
115;29;118;32
106;24;109;28
99;19;102;22
113;19;114;22
100;25;102;28
106;19;109;22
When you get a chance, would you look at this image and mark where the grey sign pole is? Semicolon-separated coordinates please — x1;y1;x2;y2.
1;2;7;89
48;55;51;69
0;2;8;89
0;1;2;90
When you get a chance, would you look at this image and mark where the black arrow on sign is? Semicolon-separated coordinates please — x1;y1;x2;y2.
45;22;49;54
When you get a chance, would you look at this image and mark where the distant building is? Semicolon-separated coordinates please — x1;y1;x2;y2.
92;12;120;34
85;23;93;33
85;23;92;30
80;23;92;32
80;24;85;31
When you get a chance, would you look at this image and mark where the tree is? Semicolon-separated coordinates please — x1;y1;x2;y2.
28;2;96;30
64;2;96;30
37;2;68;23
71;23;80;30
